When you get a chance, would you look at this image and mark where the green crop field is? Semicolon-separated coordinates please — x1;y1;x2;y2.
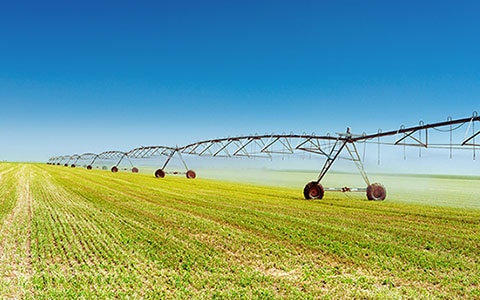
0;163;479;299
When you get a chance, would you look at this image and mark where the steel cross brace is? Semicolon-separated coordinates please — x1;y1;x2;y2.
345;142;370;186
315;130;370;186
88;155;100;166
315;138;347;183
395;128;428;147
114;153;133;168
162;148;189;171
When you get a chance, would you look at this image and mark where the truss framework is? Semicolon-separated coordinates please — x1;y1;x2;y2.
47;113;480;200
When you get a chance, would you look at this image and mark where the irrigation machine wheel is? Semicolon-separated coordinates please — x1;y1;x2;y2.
86;165;93;170
71;164;76;168
186;170;196;179
132;167;139;173
111;166;119;173
154;169;166;178
366;183;387;201
303;181;325;200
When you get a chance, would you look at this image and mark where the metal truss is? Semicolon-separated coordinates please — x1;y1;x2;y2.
127;146;195;178
48;154;79;166
359;113;480;148
127;145;176;158
89;151;136;172
48;112;480;201
179;134;338;158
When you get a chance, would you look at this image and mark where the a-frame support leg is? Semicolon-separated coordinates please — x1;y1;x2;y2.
345;142;371;186
155;148;196;179
315;138;348;183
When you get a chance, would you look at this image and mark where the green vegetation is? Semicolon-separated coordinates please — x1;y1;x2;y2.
0;163;479;299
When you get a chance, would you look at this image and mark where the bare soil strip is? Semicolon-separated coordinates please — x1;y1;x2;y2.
0;165;33;298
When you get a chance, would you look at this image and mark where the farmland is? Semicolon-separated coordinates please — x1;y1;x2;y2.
0;163;479;299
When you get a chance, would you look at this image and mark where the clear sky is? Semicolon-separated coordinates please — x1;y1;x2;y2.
1;0;479;163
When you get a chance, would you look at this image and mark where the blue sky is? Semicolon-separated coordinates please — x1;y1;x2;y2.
1;0;479;162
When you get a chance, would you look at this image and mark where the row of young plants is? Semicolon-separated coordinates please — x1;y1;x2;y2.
0;164;35;298
1;163;479;298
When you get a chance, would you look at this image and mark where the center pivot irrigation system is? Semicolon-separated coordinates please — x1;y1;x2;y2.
48;113;480;201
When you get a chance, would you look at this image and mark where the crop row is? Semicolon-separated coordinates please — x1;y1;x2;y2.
0;163;479;298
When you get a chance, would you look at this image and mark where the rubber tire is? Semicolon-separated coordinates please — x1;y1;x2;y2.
367;183;387;201
303;181;325;200
132;167;139;173
86;165;93;170
186;170;196;179
155;169;166;178
71;164;76;168
111;166;119;173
